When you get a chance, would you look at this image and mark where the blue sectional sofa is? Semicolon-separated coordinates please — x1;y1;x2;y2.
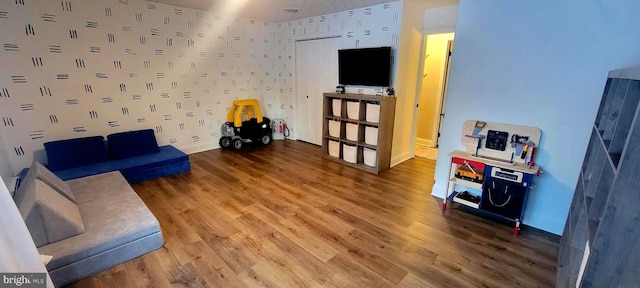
41;129;190;183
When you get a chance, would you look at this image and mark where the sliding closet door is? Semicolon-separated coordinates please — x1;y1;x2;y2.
296;37;338;145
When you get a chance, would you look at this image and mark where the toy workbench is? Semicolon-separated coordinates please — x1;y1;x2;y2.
443;120;542;235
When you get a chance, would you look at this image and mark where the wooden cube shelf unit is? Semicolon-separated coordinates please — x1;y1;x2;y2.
322;93;396;174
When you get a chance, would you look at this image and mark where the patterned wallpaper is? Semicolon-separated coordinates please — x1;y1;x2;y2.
0;0;290;172
276;2;402;102
0;0;403;174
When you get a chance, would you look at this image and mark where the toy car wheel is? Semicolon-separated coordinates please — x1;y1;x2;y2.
260;134;272;145
232;138;243;150
219;137;232;149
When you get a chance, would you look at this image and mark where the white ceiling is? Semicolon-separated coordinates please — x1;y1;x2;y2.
146;0;417;23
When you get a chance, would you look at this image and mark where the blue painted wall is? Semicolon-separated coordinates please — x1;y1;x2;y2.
432;0;640;234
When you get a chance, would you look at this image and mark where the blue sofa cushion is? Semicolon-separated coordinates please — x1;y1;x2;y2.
52;145;189;183
107;129;160;160
44;136;108;171
119;156;190;184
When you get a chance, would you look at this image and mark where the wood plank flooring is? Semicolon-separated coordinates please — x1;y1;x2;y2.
68;140;558;288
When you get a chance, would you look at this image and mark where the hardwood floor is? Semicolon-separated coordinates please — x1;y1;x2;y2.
69;140;558;288
414;146;438;160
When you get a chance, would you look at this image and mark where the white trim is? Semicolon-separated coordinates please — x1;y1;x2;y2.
416;137;432;147
178;143;216;155
390;152;412;167
423;27;456;34
407;32;429;160
431;182;447;198
431;181;565;235
410;32;455;161
522;211;565;235
295;40;303;146
430;38;450;146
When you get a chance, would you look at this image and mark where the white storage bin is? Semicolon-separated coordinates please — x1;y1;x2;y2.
363;148;377;167
328;120;340;138
328;140;340;158
365;126;378;145
345;122;358;141
332;99;341;117
346;100;360;120
342;143;357;164
365;101;380;123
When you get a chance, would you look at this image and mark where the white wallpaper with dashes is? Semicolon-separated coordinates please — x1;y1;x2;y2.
0;0;291;173
280;2;401;50
274;2;402;134
0;0;402;174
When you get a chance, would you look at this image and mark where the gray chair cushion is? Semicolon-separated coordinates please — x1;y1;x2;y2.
18;179;85;247
14;161;76;206
39;171;162;270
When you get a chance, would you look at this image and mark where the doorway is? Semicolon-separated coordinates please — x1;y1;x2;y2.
295;37;339;146
414;33;455;160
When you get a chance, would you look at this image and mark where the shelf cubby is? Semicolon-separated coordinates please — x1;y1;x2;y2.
586;162;613;222
601;79;629;144
608;80;640;168
582;127;600;175
594;78;614;128
583;145;605;199
568;201;588;284
582;129;605;177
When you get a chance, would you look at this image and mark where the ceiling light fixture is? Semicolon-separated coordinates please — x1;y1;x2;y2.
283;8;299;13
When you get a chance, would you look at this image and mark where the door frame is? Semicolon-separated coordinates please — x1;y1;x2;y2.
409;29;456;158
294;35;341;144
434;39;454;147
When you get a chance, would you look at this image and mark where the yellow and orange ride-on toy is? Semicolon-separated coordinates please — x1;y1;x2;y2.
219;99;272;150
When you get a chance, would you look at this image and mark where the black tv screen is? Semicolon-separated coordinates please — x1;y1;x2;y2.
339;47;392;87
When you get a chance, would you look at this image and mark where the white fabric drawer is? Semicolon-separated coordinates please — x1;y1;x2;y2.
363;148;376;167
342;143;357;163
365;101;380;123
365;126;378;145
328;140;339;157
328;120;340;138
345;123;358;141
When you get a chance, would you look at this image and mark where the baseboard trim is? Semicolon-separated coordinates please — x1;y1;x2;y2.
416;138;433;147
431;182;447;199
522;211;565;236
391;152;412;167
178;143;216;155
430;181;563;235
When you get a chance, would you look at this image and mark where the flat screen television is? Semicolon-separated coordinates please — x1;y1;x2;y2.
338;47;392;87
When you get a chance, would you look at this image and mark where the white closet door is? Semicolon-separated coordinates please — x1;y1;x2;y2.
296;38;338;145
296;40;314;144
